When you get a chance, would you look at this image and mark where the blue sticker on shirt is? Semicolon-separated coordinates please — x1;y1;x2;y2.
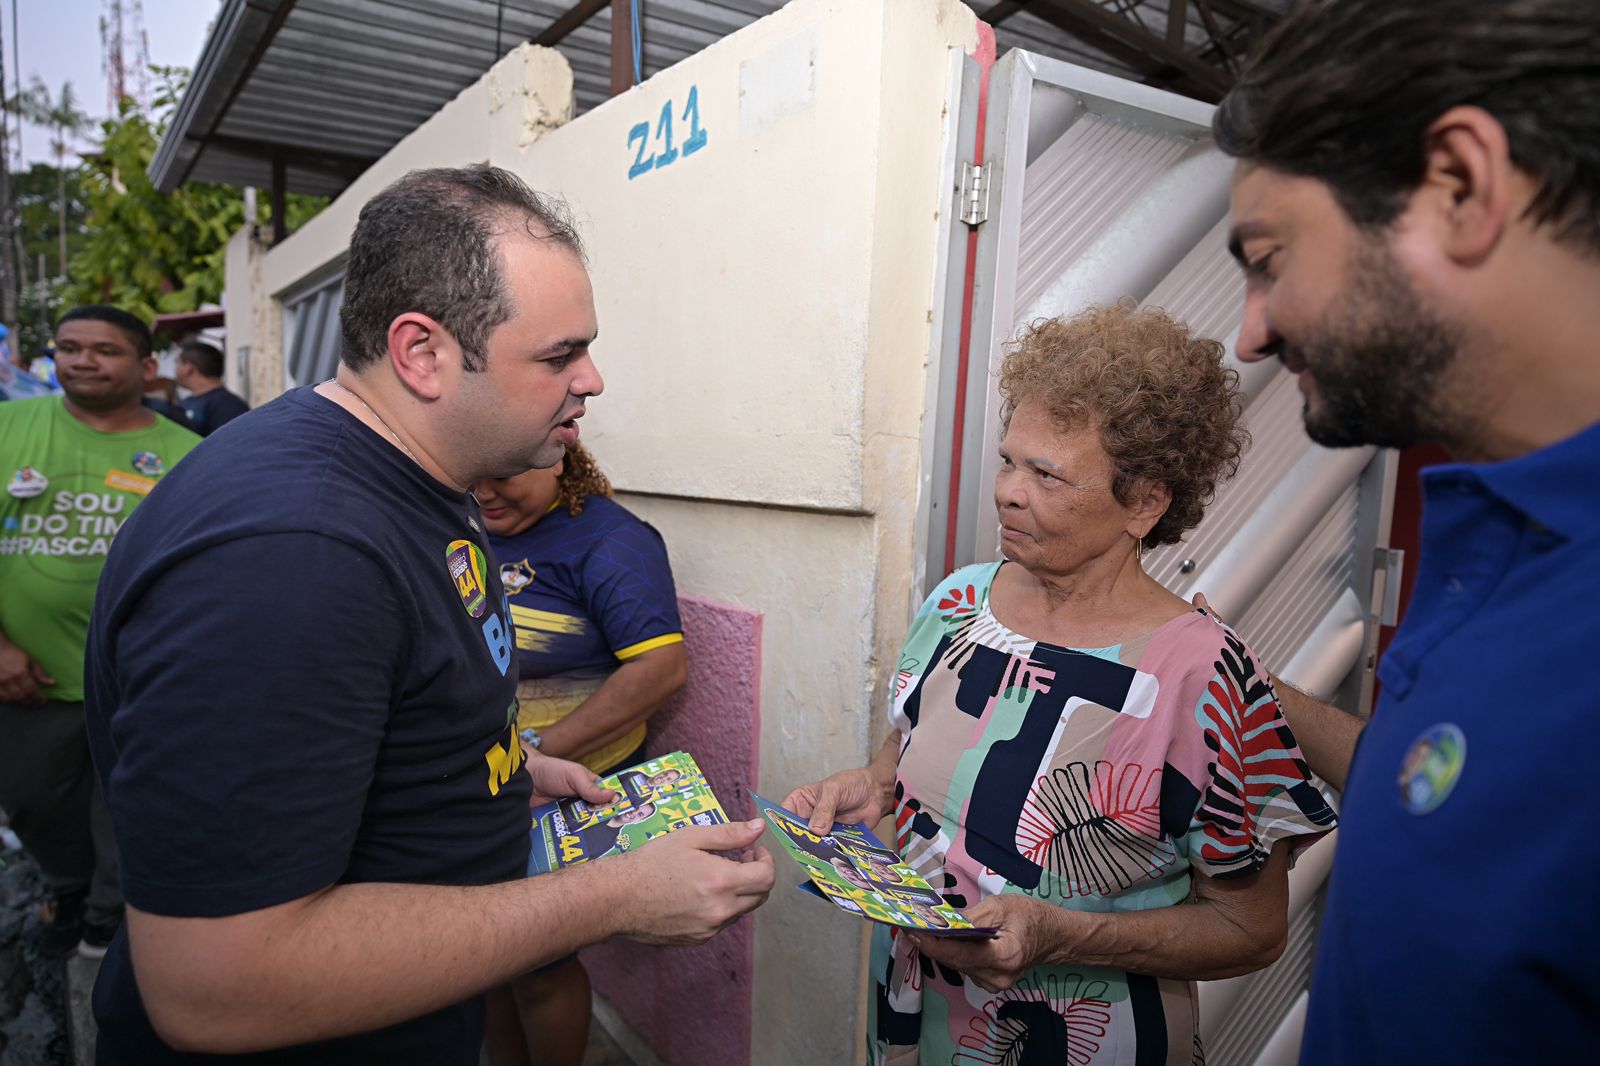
1398;723;1466;815
131;451;165;477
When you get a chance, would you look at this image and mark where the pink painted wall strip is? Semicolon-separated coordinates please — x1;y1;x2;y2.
582;593;764;1065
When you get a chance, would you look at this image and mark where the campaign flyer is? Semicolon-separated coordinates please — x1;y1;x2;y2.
752;792;996;939
527;750;728;875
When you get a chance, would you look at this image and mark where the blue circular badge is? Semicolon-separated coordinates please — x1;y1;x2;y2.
1397;723;1467;815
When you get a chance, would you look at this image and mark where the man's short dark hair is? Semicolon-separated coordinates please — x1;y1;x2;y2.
56;305;153;360
339;165;585;373
1214;0;1600;253
178;341;225;379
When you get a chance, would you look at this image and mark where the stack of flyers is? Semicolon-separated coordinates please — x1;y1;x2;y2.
752;793;997;939
527;751;728;875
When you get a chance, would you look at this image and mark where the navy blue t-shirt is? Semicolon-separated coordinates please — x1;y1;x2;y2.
84;386;530;1064
180;387;251;436
490;495;682;683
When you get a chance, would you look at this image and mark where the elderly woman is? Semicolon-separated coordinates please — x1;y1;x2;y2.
786;304;1335;1065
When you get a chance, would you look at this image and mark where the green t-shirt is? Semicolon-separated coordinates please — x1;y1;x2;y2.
0;396;200;701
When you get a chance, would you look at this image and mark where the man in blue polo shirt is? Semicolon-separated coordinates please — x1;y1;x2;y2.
1211;0;1600;1059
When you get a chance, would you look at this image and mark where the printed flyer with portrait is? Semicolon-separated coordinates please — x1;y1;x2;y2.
527;750;728;875
752;793;996;939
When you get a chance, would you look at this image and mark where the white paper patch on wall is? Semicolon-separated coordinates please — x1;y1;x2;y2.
738;25;819;136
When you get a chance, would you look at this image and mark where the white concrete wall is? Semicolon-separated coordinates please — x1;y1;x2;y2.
242;44;577;391
520;4;975;1056
220;223;268;403
236;1;979;1060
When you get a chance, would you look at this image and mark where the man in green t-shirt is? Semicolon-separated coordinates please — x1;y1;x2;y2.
0;305;199;957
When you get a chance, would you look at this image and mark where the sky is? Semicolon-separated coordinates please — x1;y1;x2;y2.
3;0;219;167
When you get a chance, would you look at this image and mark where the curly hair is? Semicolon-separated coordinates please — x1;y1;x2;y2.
998;303;1247;548
555;441;613;516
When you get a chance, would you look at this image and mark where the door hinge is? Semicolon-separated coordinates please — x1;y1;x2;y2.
959;161;988;226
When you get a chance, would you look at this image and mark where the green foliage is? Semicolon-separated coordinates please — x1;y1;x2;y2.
10;163;88;359
64;88;327;325
66;98;235;319
14;163;88;272
10;77;93;159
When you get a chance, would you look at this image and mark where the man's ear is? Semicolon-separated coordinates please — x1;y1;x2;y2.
1414;105;1517;266
386;312;458;401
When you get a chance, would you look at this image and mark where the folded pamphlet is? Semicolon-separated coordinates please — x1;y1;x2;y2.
527;751;728;875
752;792;997;939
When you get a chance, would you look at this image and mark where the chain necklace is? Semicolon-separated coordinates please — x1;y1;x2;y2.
327;379;421;466
326;379;481;531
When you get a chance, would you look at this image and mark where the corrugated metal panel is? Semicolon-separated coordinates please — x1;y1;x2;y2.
283;273;346;388
1144;374;1313;592
964;48;1392;706
1205;889;1327;1066
169;0;790;194
160;0;1284;197
1141;216;1247;360
1234;486;1359;673
1015;114;1189;309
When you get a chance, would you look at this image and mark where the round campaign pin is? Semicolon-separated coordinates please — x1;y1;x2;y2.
6;467;48;499
1397;723;1467;815
131;451;165;477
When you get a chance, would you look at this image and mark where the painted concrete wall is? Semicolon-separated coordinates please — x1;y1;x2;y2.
582;593;763;1066
235;1;980;1061
539;4;976;1058
220;222;270;405
233;44;577;392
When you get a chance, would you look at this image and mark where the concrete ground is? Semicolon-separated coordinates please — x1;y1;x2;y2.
67;955;646;1066
578;1012;639;1066
64;955;95;1066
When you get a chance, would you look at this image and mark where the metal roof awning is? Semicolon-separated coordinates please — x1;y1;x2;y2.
152;0;1285;201
153;309;227;335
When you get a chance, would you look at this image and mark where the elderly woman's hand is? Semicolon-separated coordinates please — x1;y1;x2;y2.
782;767;893;835
784;733;902;833
908;895;1075;993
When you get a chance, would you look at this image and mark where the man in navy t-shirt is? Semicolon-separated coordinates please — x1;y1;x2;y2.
1211;1;1600;1059
84;165;774;1063
174;341;249;436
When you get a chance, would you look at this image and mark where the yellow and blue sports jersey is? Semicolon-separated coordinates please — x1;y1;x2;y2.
489;495;682;773
491;494;682;680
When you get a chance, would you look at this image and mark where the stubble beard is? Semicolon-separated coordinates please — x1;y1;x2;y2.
61;379;142;414
1289;236;1467;451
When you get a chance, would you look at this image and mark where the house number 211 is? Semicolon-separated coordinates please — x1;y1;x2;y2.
627;86;708;180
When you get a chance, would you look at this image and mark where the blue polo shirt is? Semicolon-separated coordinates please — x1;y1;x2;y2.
1302;419;1600;1063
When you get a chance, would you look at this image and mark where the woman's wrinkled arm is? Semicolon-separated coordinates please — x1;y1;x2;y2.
913;843;1293;992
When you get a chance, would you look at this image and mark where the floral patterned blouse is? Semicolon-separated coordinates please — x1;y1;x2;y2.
868;562;1336;1065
